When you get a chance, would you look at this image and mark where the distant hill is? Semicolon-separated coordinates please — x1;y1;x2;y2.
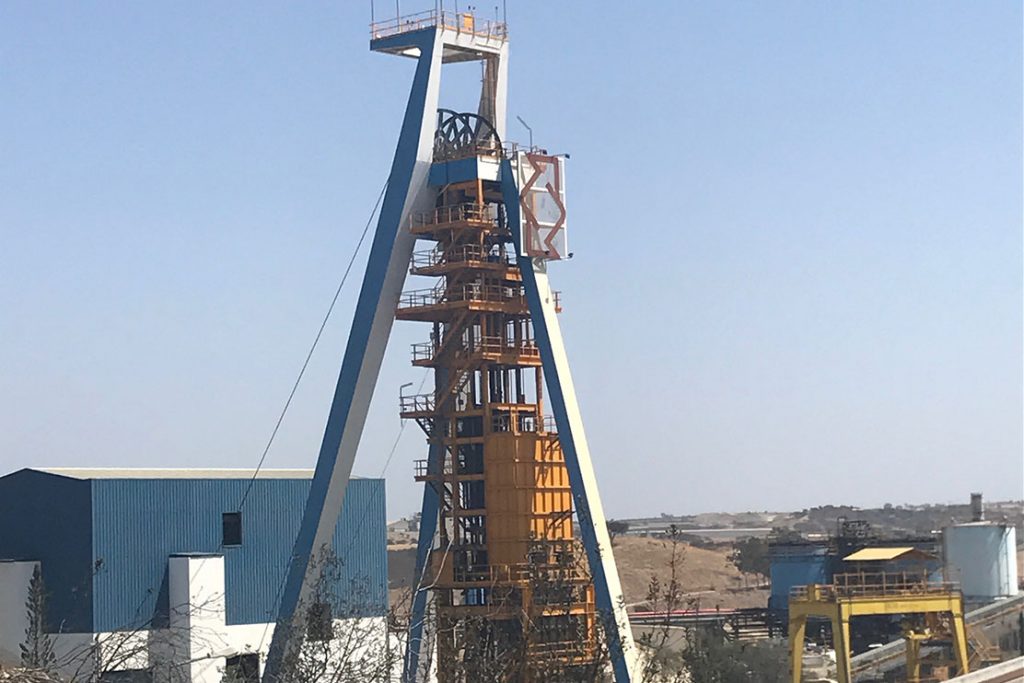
614;499;1024;541
384;499;1023;614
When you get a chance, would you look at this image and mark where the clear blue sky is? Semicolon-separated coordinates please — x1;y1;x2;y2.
2;2;1021;521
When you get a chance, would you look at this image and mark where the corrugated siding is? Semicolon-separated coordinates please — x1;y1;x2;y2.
90;478;386;631
0;470;93;632
768;546;831;612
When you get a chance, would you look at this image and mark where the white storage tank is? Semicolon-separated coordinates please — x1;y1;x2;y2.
943;521;1019;604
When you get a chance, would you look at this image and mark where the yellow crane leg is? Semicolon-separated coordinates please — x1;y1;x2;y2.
789;614;807;683
831;605;853;683
906;636;922;683
952;608;970;676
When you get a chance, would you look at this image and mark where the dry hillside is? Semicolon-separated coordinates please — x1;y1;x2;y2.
611;535;768;610
387;534;769;612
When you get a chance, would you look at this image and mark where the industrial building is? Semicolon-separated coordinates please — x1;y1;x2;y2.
769;519;943;624
773;496;1022;681
771;514;1018;616
0;468;387;682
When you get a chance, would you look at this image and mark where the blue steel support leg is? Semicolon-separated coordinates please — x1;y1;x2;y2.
402;463;439;682
402;367;448;682
263;28;444;681
500;159;637;682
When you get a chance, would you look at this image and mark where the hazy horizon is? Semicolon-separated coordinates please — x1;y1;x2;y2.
2;2;1021;521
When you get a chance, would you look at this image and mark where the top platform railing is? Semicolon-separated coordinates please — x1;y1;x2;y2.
791;571;960;601
370;10;508;42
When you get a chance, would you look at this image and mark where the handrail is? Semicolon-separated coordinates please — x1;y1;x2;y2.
477;336;539;356
413;459;453;478
492;412;557;434
400;393;436;414
791;571;961;600
410;247;444;269
410;244;515;270
409;202;494;229
450;561;589;585
414;458;493;479
411;335;539;363
370;10;508;42
398;283;526;309
410;341;436;362
397;285;447;309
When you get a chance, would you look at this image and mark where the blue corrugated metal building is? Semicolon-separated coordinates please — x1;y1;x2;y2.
0;468;387;634
768;542;833;614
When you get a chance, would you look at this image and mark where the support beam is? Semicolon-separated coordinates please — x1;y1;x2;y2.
907;636;922;683
952;605;970;675
833;608;853;683
403;368;448;682
789;614;806;683
501;158;636;682
263;28;444;680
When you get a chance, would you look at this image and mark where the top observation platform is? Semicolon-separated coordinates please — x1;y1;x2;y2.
370;9;507;62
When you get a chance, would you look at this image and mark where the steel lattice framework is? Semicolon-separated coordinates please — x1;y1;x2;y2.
264;11;636;682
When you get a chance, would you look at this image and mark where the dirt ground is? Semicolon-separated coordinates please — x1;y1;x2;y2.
386;533;769;613
611;535;769;610
388;539;418;611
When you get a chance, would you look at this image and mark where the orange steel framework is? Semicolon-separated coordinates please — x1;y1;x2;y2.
397;169;598;680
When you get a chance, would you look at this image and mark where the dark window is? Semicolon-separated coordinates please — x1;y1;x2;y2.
224;653;260;682
307;601;333;642
222;512;242;546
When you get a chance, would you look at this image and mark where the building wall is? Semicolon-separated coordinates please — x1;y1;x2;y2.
90;477;387;632
0;560;38;666
0;470;387;635
0;470;94;632
48;616;392;682
34;553;392;682
768;544;831;612
944;523;1019;603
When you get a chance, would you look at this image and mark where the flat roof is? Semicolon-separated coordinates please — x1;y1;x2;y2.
843;547;935;562
36;467;318;480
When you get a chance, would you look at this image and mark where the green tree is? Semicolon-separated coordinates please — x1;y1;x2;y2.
20;565;56;673
682;629;788;683
728;537;770;580
607;519;630;541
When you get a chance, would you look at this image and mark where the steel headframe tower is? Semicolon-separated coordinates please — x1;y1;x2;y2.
264;9;635;682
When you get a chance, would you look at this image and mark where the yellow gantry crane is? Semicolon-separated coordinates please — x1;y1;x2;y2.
789;570;969;683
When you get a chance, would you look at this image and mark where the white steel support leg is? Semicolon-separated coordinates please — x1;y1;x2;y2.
500;160;637;682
